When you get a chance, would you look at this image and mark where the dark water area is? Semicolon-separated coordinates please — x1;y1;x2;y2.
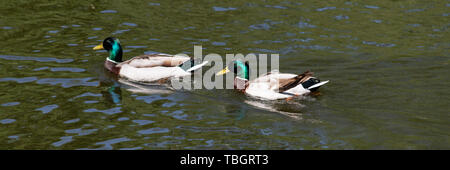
0;0;448;149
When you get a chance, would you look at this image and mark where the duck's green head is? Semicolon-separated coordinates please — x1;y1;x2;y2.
216;60;249;80
93;37;123;62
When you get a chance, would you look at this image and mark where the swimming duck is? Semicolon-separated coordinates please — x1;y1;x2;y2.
216;60;329;100
93;37;207;83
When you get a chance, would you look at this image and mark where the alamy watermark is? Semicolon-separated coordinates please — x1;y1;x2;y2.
170;46;280;90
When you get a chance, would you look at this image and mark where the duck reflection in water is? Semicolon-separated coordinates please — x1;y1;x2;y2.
101;78;175;105
118;79;173;95
244;99;305;120
102;82;122;105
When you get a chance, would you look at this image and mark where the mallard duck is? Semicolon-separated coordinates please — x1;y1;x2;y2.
216;60;329;100
93;37;208;83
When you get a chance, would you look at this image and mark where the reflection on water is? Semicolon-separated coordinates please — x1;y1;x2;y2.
0;0;449;149
0;55;73;63
118;79;174;95
244;100;304;120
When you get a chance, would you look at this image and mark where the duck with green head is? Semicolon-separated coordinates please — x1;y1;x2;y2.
93;37;208;83
216;60;329;100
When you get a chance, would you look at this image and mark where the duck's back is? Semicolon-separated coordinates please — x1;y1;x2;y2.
116;54;192;82
119;65;190;83
245;72;298;100
118;54;190;68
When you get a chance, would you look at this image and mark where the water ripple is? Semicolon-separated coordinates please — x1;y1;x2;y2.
0;55;73;63
36;77;98;88
120;147;143;150
100;10;117;13
372;19;383;24
95;137;132;149
260;128;273;136
112;29;130;34
52;67;84;72
176;126;251;135
122;22;138;27
211;42;226;46
0;119;16;124
183;26;195;30
335;15;349;20
213;6;237;12
148;2;160;6
48;30;59;34
135;95;173;104
1;102;20;107
72;92;102;100
65;128;98;136
362;41;396;47
33;67;85;73
365;5;380;9
405;9;424;13
265;5;287;9
0;77;38;83
249;23;271;30
35;104;59;114
138;127;170;135
52;136;73;147
297;19;316;28
118;117;130;121
64;118;80;124
132;119;155;126
8;135;19;140
84;107;122;115
125;46;147;49
316;6;336;12
166;110;189;120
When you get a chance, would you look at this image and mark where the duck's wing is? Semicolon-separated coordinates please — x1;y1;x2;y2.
246;85;294;100
245;72;297;100
179;59;209;72
278;71;313;92
117;54;190;68
248;71;297;90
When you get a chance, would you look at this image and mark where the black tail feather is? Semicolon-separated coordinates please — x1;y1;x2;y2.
278;71;313;92
179;59;203;71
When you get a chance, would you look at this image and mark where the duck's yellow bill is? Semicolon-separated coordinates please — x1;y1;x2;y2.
216;67;230;76
93;43;104;50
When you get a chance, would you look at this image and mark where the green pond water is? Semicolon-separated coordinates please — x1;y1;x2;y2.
0;0;449;149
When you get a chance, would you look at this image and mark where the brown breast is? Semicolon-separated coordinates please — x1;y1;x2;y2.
104;60;121;74
234;77;249;92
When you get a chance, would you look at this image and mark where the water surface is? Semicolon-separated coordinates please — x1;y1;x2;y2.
0;0;449;149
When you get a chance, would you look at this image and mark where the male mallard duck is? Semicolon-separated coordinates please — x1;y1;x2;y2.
216;60;329;100
93;37;207;83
